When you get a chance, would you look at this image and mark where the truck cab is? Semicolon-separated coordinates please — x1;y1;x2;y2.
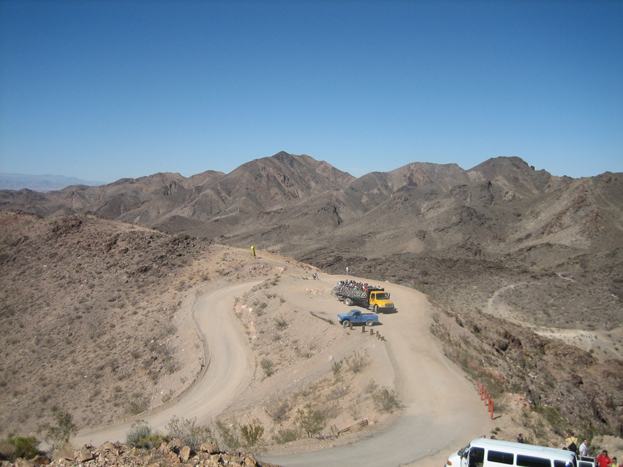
337;309;379;327
368;289;395;312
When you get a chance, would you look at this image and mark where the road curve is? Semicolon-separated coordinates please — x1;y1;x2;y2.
74;281;259;447
260;279;493;467
74;275;492;467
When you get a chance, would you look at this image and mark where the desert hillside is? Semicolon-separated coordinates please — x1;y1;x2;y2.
1;152;622;460
0;211;212;435
1;211;410;452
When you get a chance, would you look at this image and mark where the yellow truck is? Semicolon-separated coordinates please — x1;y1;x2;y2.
333;282;395;313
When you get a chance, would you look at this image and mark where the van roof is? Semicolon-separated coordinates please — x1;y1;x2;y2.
468;438;576;461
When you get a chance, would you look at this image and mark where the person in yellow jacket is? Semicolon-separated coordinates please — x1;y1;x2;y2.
251;246;256;258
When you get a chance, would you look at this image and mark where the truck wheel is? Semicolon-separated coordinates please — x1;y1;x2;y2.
342;320;351;328
373;305;378;313
345;298;353;306
366;320;374;327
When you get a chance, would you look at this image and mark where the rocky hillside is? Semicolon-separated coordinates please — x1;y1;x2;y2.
308;250;623;438
0;211;212;437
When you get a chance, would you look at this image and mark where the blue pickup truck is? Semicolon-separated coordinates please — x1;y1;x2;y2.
337;309;379;327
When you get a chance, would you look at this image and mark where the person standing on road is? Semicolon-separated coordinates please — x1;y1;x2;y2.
597;450;612;467
517;433;525;443
565;433;578;453
611;457;618;467
579;440;589;457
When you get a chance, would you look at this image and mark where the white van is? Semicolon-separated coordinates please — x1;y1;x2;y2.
446;438;577;467
577;456;596;467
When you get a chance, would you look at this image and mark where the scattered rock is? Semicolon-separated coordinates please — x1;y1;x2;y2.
178;446;191;462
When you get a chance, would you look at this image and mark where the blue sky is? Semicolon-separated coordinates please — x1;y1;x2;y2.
1;0;621;183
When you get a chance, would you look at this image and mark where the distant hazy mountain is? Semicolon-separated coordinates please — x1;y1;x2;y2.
0;173;106;192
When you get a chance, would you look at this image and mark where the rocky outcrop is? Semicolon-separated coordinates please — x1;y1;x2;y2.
0;441;280;467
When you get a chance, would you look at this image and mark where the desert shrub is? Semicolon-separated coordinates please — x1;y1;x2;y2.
331;360;343;378
346;351;368;373
260;358;275;377
38;406;77;451
347;404;362;420
275;316;288;329
160;323;177;337
532;406;566;436
214;421;240;450
240;419;264;446
125;420;153;447
329;384;350;400
166;416;211;450
136;434;167;449
0;434;43;461
365;379;378;394
162;389;174;403
273;428;300;444
372;387;401;413
266;399;290;422
295;404;326;438
128;395;148;415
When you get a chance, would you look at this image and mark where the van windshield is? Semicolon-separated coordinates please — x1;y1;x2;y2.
458;445;470;457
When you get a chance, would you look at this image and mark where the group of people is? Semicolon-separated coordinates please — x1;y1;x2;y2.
334;280;382;300
563;433;619;467
504;432;619;467
335;280;380;291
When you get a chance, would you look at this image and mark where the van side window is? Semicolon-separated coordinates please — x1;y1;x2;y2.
488;451;514;465
517;455;551;467
469;447;485;467
557;461;575;467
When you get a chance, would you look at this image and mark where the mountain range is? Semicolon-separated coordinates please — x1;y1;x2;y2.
2;151;621;270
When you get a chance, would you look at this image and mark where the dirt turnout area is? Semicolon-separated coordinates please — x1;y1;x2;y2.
72;247;494;466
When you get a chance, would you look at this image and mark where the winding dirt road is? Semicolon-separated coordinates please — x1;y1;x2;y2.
74;281;259;447
260;278;493;467
75;274;493;466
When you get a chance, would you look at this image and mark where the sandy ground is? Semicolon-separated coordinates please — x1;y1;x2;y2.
74;253;495;466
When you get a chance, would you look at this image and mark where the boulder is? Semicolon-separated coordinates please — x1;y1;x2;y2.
52;450;74;462
31;455;50;465
199;442;220;454
98;441;117;453
167;438;183;453
78;450;94;462
179;446;191;462
158;441;170;454
14;459;35;467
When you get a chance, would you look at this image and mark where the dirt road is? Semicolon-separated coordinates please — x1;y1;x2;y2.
260;276;493;467
74;281;259;447
75;272;493;465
